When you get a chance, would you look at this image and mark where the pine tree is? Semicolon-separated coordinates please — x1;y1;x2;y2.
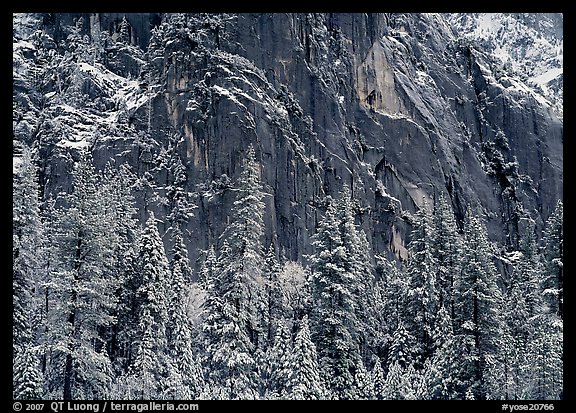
118;16;131;44
165;226;202;399
286;316;325;400
45;152;117;399
527;315;563;399
431;194;461;321
261;243;285;350
198;246;217;289
503;258;531;399
335;185;375;363
200;145;266;399
402;363;429;399
405;203;439;362
541;201;563;319
128;211;171;399
453;208;506;400
13;346;44;400
517;219;546;318
351;361;375;399
373;257;409;361
387;322;416;370
13;146;45;399
202;240;258;399
426;304;460;399
165;135;194;232
265;321;292;398
100;163;140;374
371;357;387;400
13;146;44;354
522;208;563;400
382;360;404;400
309;196;359;398
219;144;267;349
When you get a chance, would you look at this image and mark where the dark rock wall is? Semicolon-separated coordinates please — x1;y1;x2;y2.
14;13;563;268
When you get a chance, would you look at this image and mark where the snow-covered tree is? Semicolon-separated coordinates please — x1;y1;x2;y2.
521;208;563;400
431;194;461;320
502;258;532;398
201;241;258;399
387;321;416;370
371;357;387;400
264;321;292;398
201;145;267;399
261;243;285;349
286;316;325;400
118;16;131;44
336;185;375;363
99;163;139;374
164;135;194;233
197;246;214;286
541;200;563;318
13;346;44;400
527;315;563;400
219;144;266;348
351;361;375;399
278;261;312;328
164;226;203;399
309;195;360;398
44;152;121;399
382;360;404;400
13;146;44;349
372;257;408;361
13;146;45;400
405;203;439;362
453;208;506;400
127;211;171;399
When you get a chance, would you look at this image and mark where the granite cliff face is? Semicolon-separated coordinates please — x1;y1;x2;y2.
13;13;563;267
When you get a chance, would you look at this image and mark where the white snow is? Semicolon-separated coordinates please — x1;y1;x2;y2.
13;39;36;52
13;156;23;174
448;13;563;117
532;67;562;86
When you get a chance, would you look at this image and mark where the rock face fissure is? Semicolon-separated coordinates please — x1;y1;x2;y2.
13;13;563;268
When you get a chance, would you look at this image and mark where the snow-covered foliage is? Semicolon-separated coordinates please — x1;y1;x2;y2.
13;13;562;400
448;13;563;117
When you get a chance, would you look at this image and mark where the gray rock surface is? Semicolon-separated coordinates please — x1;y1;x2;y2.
13;13;563;269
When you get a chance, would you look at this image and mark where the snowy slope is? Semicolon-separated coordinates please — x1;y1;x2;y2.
13;13;151;152
447;13;563;118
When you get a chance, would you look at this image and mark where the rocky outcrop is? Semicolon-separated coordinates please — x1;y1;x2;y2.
13;13;563;268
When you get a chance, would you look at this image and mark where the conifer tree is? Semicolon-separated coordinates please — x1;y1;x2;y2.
13;346;44;400
13;146;45;400
201;241;258;399
201;146;267;399
265;321;292;398
371;357;387;400
405;203;439;362
13;146;44;354
45;152;117;399
309;196;359;398
453;208;506;400
351;361;375;399
541;201;563;318
100;163;139;373
127;212;171;399
287;316;325;400
165;226;201;398
262;243;285;349
336;185;375;363
431;194;461;320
